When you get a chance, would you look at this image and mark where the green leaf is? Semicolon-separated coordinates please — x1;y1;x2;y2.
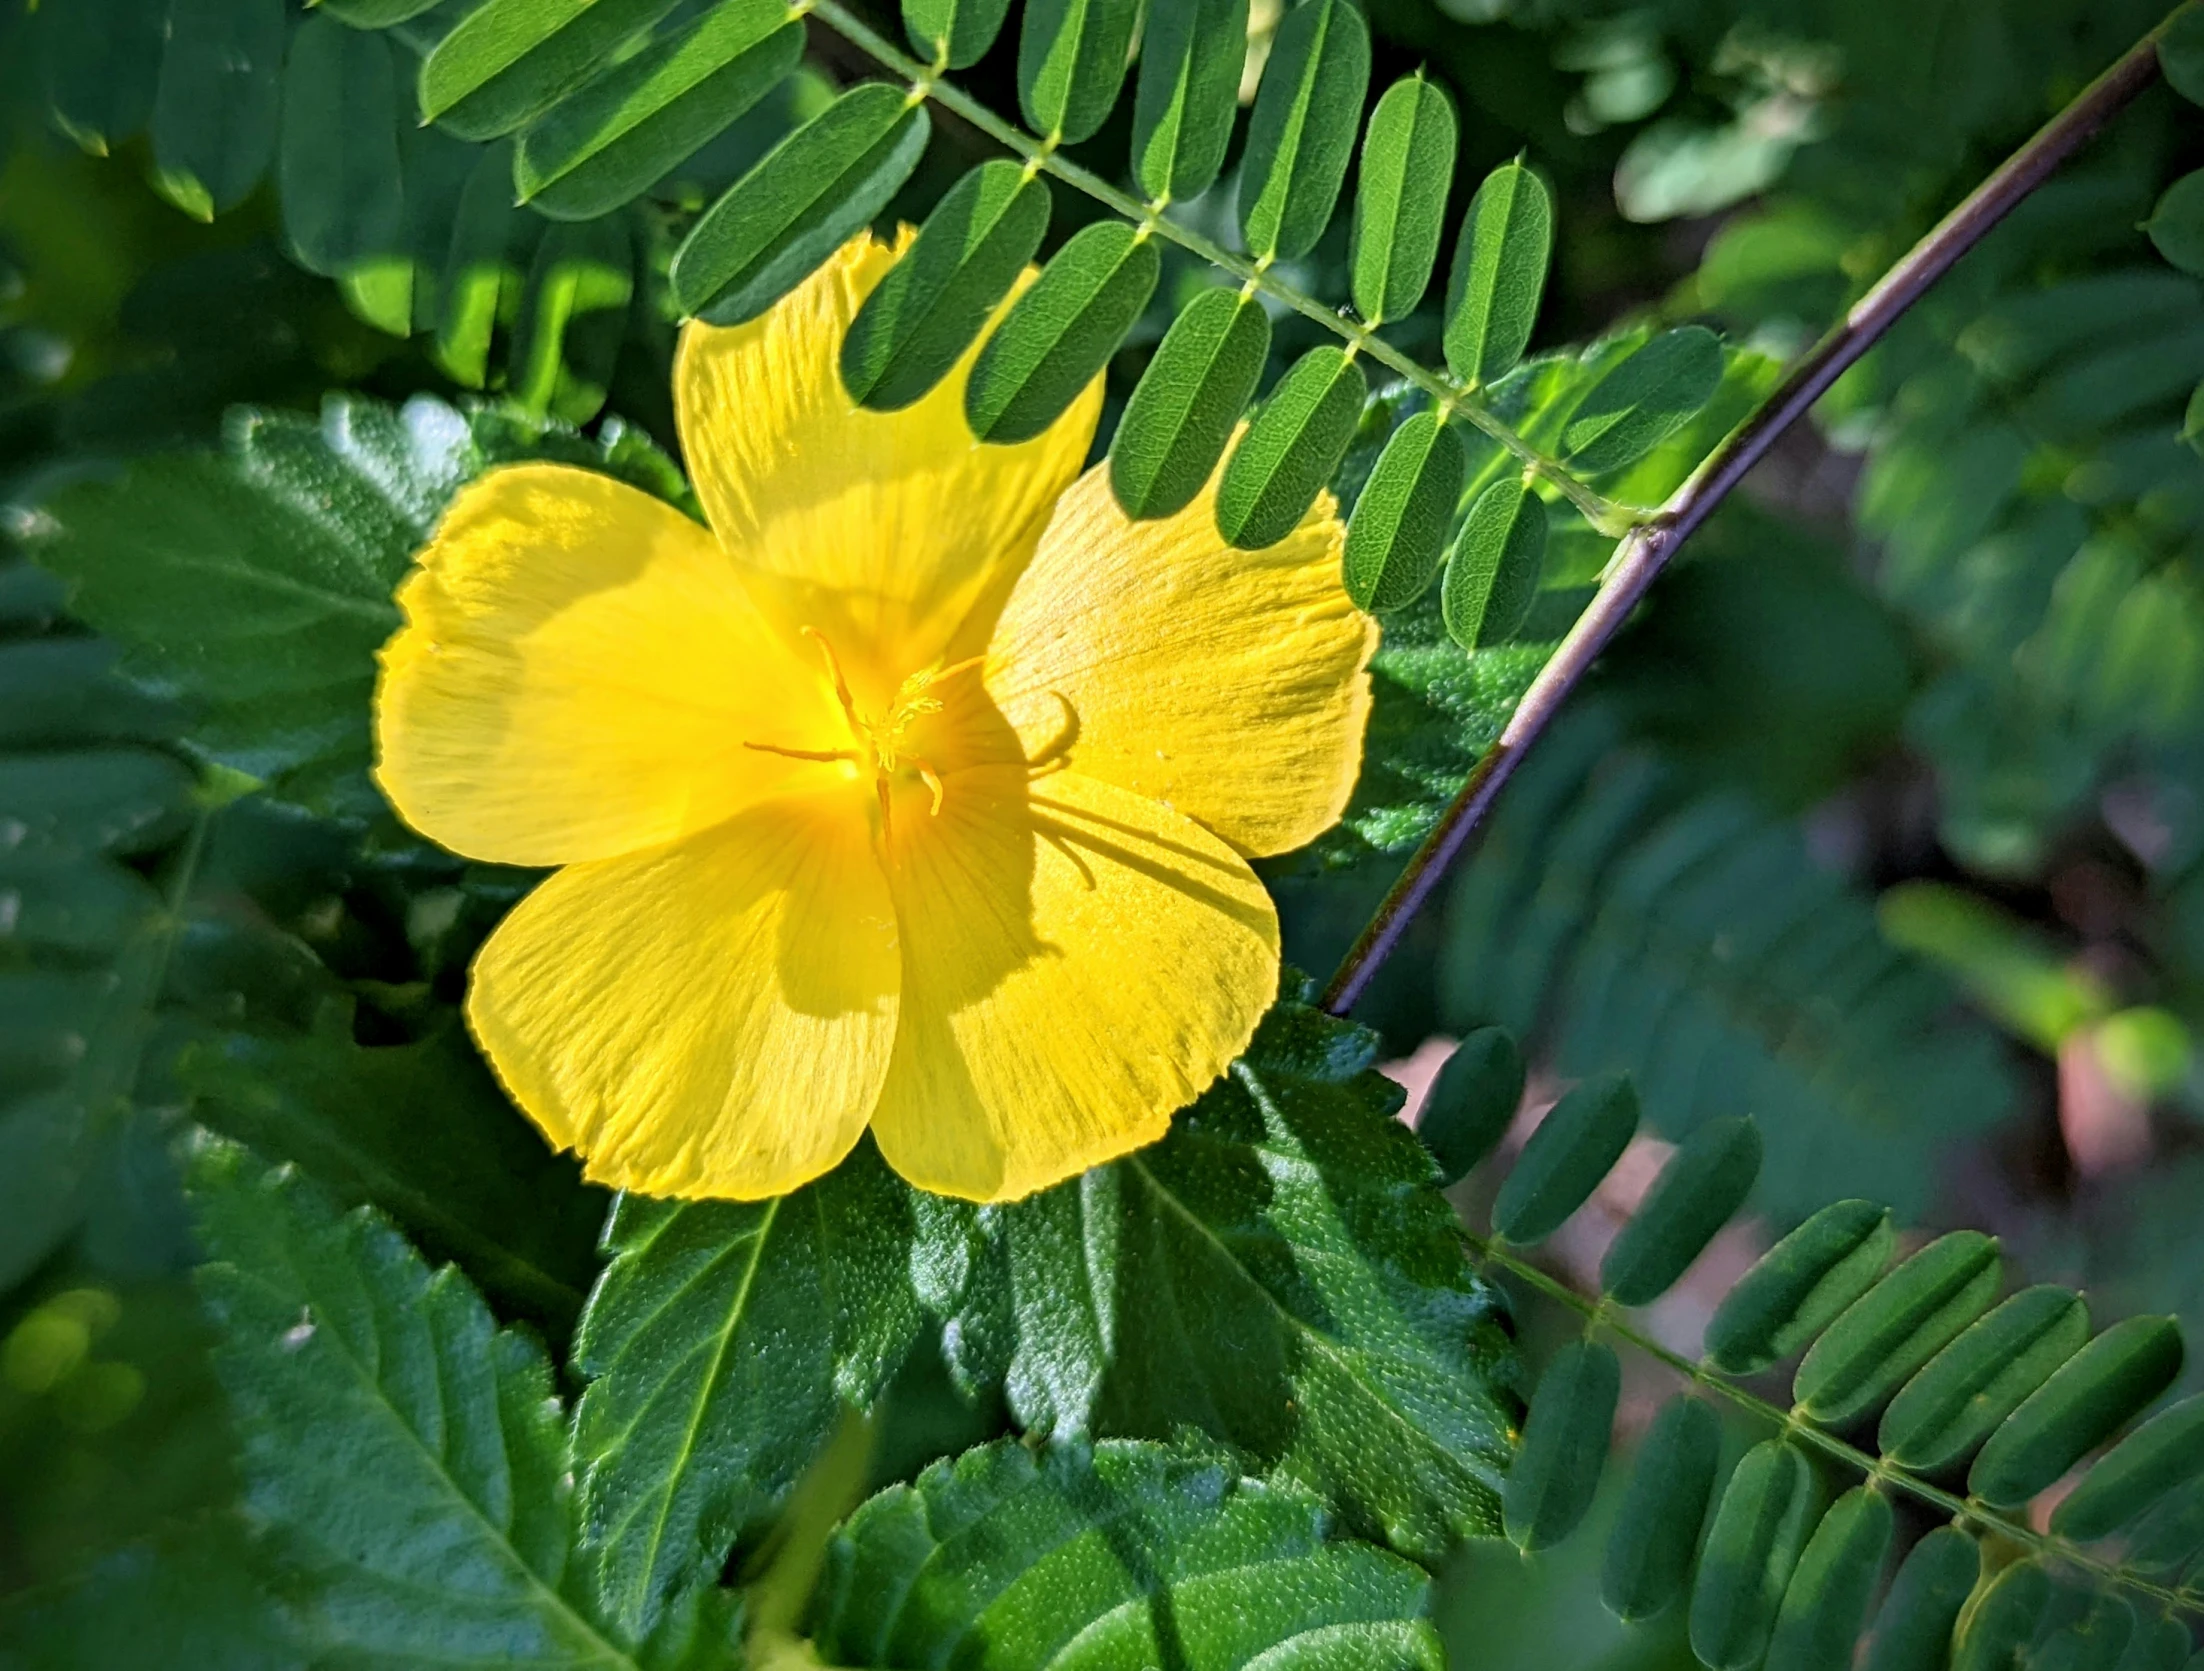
1602;1394;1721;1622
1237;0;1370;263
945;997;1521;1564
515;0;803;222
1214;345;1367;550
902;0;1013;70
508;215;637;422
1504;1340;1619;1551
188;1134;734;1669
965;219;1160;444
840;159;1052;412
1351;75;1459;327
320;0;445;21
1876;1285;2089;1471
278;18;406;279
420;0;683;142
1764;1487;1894;1671
1343;410;1466;611
38;0;165;156
1017;0;1142;147
1443;161;1554;387
2146;170;2204;277
149;0;284;219
2053;1393;2204;1542
813;1437;1445;1669
1415;1025;1524;1186
571;1142;925;1641
1951;1559;2049;1671
2162;7;2204;105
1560;325;1726;475
670;83;931;326
1441;475;1548;650
1793;1230;2003;1428
1130;0;1248;206
179;1012;608;1326
1109;287;1272;520
435;143;545;387
1689;1440;1820;1671
1862;1525;1980;1671
1492;1072;1639;1246
1599;1114;1761;1306
1968;1314;2185;1508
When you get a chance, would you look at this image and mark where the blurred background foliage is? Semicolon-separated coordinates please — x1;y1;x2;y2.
6;0;2204;1665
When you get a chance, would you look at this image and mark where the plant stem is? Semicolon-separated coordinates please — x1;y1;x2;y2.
1318;9;2181;1016
802;0;1626;532
1474;1237;2204;1616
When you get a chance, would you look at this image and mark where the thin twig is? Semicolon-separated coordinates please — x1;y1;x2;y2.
1318;7;2183;1015
802;0;1628;532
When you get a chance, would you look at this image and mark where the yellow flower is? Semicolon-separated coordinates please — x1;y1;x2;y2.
372;233;1375;1204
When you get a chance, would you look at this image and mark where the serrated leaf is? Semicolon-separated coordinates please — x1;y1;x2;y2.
1443;161;1553;387
508;214;636;422
515;0;803;222
965;219;1160;444
945;997;1520;1563
279;19;406;279
571;1142;925;1641
420;0;683;142
1343;410;1466;611
1560;325;1726;475
1215;345;1366;550
1017;0;1141;147
1130;0;1248;206
149;0;284;219
188;1135;722;1669
814;1437;1445;1669
1109;287;1271;519
1352;75;1458;327
840;159;1052;412
1441;475;1548;649
902;0;1013;70
38;0;164;156
1238;0;1370;263
670;83;931;326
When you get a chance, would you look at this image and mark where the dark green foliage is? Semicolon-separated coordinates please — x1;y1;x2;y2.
278;20;405;279
1876;1286;2090;1471
571;1145;925;1641
1017;0;1141;146
671;83;930;326
1793;1231;2003;1429
1237;0;1371;263
1444;163;1554;388
1598;1114;1761;1306
514;0;804;222
1689;1440;1819;1671
321;0;445;21
965;220;1160;443
944;999;1520;1564
2147;171;2204;276
149;0;284;220
40;0;165;156
902;0;1014;70
2162;7;2204;104
2054;1395;2204;1542
1415;1026;1525;1186
1560;326;1726;475
1109;287;1271;519
840;160;1052;411
1492;1072;1638;1245
509;214;636;420
1764;1487;1894;1671
1442;476;1548;650
1969;1316;2184;1508
1863;1526;1981;1671
1130;0;1248;207
1504;1340;1620;1551
1343;411;1466;610
1214;346;1366;549
419;0;684;142
812;1438;1445;1669
1352;76;1458;328
1953;1559;2051;1671
1602;1396;1721;1622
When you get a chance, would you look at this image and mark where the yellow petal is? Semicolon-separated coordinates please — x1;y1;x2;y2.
376;463;845;867
982;460;1376;859
868;768;1278;1203
674;233;1101;702
467;785;899;1200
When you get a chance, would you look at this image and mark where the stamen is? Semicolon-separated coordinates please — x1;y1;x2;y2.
916;762;946;816
743;741;859;763
802;626;863;730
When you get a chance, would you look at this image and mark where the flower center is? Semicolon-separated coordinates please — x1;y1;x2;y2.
742;628;982;835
